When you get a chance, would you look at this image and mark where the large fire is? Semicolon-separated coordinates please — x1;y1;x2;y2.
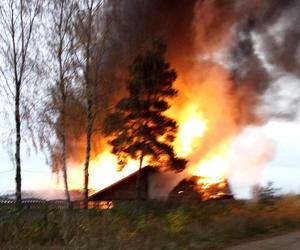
46;59;237;199
59;83;232;199
52;2;240;197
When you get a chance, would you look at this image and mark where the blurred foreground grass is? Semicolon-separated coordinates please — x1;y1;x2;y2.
1;195;300;249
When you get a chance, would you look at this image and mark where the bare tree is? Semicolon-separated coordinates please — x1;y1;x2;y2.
81;0;94;210
42;0;77;209
75;0;116;209
0;0;41;206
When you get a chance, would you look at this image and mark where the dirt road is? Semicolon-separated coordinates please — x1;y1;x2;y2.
225;231;300;250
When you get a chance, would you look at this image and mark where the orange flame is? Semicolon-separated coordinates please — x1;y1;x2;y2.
175;104;207;157
59;67;236;195
59;101;230;194
173;105;229;188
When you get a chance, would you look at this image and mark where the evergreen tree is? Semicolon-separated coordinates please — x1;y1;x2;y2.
104;39;187;199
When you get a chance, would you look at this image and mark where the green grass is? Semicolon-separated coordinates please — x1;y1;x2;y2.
1;195;300;249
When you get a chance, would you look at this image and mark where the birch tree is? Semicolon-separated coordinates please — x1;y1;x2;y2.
75;0;116;209
0;0;42;205
42;0;77;208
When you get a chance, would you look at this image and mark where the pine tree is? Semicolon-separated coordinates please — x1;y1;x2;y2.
104;39;187;199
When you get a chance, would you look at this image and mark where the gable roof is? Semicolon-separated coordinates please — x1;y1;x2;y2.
88;166;157;201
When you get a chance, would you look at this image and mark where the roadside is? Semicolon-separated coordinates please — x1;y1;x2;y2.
225;230;300;250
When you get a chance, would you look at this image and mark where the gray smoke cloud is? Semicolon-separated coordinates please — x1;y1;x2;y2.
231;0;300;120
115;0;300;123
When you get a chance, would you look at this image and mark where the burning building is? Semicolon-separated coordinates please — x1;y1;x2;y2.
89;167;155;202
89;166;234;203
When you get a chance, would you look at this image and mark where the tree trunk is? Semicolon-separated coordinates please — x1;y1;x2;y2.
61;104;71;209
136;154;144;200
83;2;93;210
83;99;92;209
15;83;21;207
62;140;71;208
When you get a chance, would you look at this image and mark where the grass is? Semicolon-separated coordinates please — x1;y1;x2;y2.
1;195;300;249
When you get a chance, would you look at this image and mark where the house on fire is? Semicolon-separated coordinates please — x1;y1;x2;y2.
89;167;155;201
89;166;234;203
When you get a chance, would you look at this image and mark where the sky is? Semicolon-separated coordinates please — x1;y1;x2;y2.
0;119;299;199
261;121;300;193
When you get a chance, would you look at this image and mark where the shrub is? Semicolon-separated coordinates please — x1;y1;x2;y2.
1;198;300;249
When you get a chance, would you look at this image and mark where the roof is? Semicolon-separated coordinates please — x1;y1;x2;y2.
88;166;157;201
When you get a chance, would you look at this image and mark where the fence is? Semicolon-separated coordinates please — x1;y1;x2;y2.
0;199;111;210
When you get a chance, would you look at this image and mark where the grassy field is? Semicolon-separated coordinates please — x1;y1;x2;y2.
1;195;300;249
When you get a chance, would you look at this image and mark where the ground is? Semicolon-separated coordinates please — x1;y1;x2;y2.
226;230;300;250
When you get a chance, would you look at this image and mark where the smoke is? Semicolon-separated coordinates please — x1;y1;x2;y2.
227;126;276;198
231;0;300;120
148;171;186;200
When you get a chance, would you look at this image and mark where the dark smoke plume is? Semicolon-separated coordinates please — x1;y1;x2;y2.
118;0;197;70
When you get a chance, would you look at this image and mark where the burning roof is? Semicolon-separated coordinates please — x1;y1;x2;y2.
169;176;233;201
89;167;233;202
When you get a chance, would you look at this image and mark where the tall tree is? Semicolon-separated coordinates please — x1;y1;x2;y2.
42;0;77;208
75;0;116;209
104;40;187;199
0;0;41;205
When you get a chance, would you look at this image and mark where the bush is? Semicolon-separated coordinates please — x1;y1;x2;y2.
1;197;300;249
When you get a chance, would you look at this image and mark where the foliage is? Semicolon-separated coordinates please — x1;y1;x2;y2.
104;39;187;172
165;206;190;234
1;196;300;249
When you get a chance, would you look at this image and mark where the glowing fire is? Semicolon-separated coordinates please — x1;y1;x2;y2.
169;99;230;193
77;100;229;195
88;150;146;191
175;104;207;157
61;150;146;191
53;87;232;197
51;70;235;198
48;2;239;198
